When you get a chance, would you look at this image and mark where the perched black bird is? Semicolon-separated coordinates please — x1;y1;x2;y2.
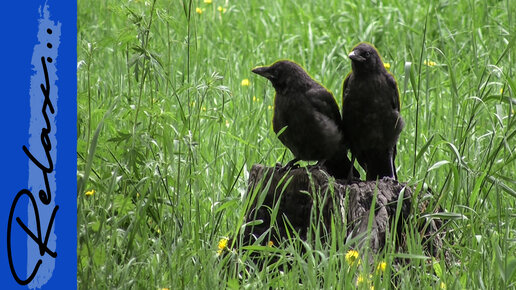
252;60;358;179
342;43;405;180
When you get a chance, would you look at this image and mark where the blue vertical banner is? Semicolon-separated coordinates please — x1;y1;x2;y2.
1;1;77;289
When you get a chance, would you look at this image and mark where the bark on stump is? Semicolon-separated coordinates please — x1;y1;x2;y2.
239;164;443;257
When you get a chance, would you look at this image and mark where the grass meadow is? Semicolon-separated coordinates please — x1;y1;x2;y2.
77;0;515;288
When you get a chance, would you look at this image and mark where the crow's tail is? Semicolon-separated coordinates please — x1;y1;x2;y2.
323;149;360;180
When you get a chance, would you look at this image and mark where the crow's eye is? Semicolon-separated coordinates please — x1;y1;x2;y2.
364;51;371;58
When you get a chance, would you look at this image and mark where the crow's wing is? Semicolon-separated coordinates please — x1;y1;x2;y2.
386;73;401;112
305;85;342;125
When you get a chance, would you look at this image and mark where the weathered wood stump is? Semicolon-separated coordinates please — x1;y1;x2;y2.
239;164;443;258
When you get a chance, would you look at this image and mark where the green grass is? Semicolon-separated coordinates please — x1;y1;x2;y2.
77;0;516;288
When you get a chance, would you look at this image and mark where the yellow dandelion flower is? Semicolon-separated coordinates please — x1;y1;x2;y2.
500;88;504;94
424;60;436;67
383;62;391;69
137;192;140;198
202;106;206;111
161;288;170;290
157;228;161;234
204;0;212;3
218;238;228;250
356;274;373;287
217;238;229;255
440;282;446;289
217;6;227;13
377;261;387;272
356;274;365;285
345;250;360;266
268;240;274;247
195;7;202;14
268;105;273;110
85;189;95;196
241;78;250;86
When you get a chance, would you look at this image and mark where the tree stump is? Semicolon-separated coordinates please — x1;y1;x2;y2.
238;164;443;257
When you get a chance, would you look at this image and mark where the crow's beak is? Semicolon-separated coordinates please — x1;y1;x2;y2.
252;66;273;79
348;51;366;62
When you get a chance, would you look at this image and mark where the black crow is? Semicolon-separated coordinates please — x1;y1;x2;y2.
342;43;404;180
253;60;358;179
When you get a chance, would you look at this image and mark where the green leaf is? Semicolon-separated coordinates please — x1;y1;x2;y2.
415;135;435;164
113;194;135;216
506;257;516;283
433;258;443;278
90;220;101;232
469;171;487;208
226;278;240;290
428;160;450;172
421;212;468;220
93;247;106;267
391;253;430;260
